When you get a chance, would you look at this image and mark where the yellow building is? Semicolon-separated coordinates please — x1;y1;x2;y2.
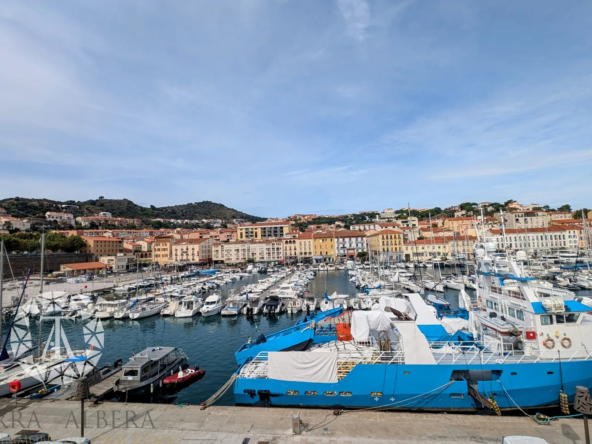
312;232;335;260
237;222;290;240
296;232;314;260
367;229;403;260
152;234;175;265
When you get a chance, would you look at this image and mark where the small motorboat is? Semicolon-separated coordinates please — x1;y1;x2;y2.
163;366;206;385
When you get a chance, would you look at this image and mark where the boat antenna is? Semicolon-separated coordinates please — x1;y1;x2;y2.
409;203;423;284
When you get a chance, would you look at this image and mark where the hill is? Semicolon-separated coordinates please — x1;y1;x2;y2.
0;197;265;223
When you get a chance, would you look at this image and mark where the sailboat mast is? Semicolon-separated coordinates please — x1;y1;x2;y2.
38;230;45;357
0;239;4;350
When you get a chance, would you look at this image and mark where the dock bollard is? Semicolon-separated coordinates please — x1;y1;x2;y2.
292;414;301;435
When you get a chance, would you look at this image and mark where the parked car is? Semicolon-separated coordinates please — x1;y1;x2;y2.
11;433;52;444
57;438;91;444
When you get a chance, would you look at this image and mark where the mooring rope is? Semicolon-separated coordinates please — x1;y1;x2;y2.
200;373;238;410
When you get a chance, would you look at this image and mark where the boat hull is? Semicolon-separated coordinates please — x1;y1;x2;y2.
234;360;592;411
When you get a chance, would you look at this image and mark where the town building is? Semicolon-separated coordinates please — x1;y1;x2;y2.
488;226;579;253
499;211;548;230
237;222;290;240
80;236;123;256
98;212;112;217
171;238;213;263
212;239;284;264
60;261;108;277
334;230;368;261
379;208;398;220
403;237;475;261
99;254;136;272
367;229;403;261
282;232;299;263
296;232;314;261
152;235;175;266
312;232;336;261
548;212;573;221
0;216;31;231
45;212;75;226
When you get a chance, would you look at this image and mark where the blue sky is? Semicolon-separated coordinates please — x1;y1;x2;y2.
1;0;591;217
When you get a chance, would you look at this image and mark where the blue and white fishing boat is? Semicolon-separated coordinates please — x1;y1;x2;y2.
233;240;592;412
234;307;342;366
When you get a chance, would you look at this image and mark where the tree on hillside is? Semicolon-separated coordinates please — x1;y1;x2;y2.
357;251;368;263
573;209;590;219
557;204;572;212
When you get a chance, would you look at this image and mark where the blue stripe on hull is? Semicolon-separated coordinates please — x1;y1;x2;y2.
234;360;592;411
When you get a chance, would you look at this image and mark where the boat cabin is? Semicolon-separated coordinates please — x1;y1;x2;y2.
118;347;185;392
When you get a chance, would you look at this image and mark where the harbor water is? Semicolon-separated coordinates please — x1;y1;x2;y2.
2;269;591;406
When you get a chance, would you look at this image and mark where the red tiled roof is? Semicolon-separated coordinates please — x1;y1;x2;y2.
62;262;107;270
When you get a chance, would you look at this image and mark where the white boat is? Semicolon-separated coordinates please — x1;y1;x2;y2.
200;294;224;317
161;300;181;316
241;294;264;315
175;295;203;318
444;276;465;291
94;298;128;319
221;298;246;316
113;307;130;319
129;303;165;320
303;297;318;312
285;298;303;314
320;299;334;312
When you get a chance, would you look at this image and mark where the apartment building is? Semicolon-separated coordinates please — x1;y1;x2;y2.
312;232;335;261
335;230;368;260
237;222;290;240
212;240;284;264
403;237;475;261
367;229;403;261
171;238;213;263
548;212;574;221
489;226;580;253
46;212;75;225
99;253;136;272
152;235;175;266
81;236;123;256
442;217;475;236
282;233;299;263
500;211;548;230
296;232;314;261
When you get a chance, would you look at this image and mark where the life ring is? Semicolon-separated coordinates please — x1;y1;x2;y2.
543;338;555;350
561;337;572;349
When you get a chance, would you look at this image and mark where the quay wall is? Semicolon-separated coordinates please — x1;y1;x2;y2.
2;253;95;279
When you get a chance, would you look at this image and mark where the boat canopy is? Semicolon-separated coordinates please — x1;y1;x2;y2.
393;322;436;364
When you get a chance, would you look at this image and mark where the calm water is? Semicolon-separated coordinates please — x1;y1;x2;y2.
2;269;591;406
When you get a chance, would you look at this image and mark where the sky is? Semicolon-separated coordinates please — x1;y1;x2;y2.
1;0;591;218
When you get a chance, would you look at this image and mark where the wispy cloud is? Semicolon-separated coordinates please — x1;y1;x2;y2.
336;0;370;43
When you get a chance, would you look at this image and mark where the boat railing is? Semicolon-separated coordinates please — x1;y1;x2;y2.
429;340;592;365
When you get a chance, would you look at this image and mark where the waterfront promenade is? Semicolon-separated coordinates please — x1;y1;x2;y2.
0;399;584;443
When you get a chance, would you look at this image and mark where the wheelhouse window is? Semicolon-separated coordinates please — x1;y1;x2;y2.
509;308;516;318
566;313;580;323
517;310;524;321
486;301;493;309
556;315;565;324
540;315;553;325
123;369;138;377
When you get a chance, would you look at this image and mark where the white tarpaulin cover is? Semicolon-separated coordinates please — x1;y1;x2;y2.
393;322;437;364
351;310;393;341
378;296;411;315
405;293;441;325
268;352;338;383
441;317;469;334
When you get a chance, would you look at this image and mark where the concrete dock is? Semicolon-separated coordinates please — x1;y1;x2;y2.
0;399;585;443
